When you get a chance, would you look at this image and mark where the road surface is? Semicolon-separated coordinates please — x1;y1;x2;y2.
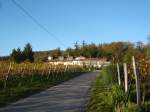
0;71;99;112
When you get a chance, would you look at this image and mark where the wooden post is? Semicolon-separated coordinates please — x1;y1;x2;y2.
117;63;121;86
54;64;56;73
132;56;141;106
123;63;128;92
65;65;68;72
4;63;12;89
7;63;12;75
47;66;51;79
33;64;36;74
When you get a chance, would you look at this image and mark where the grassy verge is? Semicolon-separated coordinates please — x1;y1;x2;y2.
87;65;150;112
0;71;85;107
87;65;124;112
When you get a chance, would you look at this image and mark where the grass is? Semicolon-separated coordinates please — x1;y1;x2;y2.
87;65;122;112
87;65;150;112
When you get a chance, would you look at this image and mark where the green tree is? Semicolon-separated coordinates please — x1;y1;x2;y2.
50;48;62;57
74;41;80;56
11;48;23;63
22;43;34;62
65;48;75;57
86;43;98;58
80;41;87;56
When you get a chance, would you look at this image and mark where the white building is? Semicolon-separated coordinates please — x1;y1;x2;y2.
47;56;110;69
48;56;53;61
75;56;86;61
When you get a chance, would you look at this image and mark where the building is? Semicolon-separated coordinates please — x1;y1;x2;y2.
58;56;64;61
48;56;53;61
75;56;86;61
47;56;110;69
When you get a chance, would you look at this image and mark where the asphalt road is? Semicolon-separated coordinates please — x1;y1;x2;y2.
0;71;99;112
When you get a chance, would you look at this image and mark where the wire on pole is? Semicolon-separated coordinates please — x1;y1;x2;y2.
12;0;67;48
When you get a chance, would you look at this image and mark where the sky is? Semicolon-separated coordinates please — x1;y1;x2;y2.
0;0;150;56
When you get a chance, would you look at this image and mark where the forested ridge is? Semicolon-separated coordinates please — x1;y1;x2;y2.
0;41;150;63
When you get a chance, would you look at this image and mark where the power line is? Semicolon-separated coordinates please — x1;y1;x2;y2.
12;0;67;47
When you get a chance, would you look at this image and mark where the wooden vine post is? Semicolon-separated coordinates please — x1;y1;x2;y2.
65;65;68;72
4;63;12;89
47;65;51;79
123;63;128;92
132;56;141;106
117;63;121;86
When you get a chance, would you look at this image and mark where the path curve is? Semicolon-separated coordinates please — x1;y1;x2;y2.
0;71;99;112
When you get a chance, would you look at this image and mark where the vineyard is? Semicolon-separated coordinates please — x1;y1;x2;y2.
0;61;85;107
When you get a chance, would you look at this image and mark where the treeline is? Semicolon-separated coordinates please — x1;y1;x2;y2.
1;41;150;63
10;43;34;63
0;56;9;61
34;41;150;63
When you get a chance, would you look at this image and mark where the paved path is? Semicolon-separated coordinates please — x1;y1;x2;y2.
0;71;99;112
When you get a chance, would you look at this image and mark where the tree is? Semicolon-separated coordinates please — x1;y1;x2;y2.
74;41;80;56
22;43;34;62
11;48;23;63
50;48;62;57
74;41;80;50
97;44;106;58
86;43;98;58
80;41;87;56
145;45;150;59
82;40;86;48
11;48;17;62
65;48;75;57
136;41;144;52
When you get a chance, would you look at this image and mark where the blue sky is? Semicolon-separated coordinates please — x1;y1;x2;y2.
0;0;150;56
